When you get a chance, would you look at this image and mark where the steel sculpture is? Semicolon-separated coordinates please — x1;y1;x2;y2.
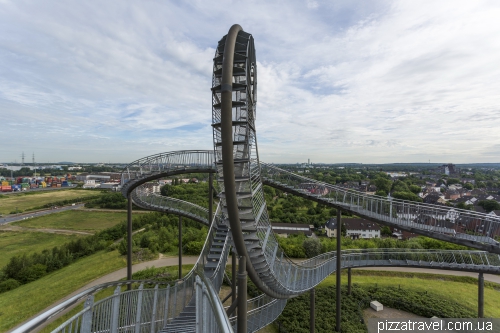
17;24;500;333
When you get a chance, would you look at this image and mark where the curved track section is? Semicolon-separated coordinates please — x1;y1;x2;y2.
38;25;500;333
121;150;215;197
261;163;500;252
213;25;500;300
133;184;211;225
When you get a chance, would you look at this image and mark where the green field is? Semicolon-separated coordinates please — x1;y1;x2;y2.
0;189;101;215
12;210;127;232
0;250;126;332
0;231;81;268
320;271;500;318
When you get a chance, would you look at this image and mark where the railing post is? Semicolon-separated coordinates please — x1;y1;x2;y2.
348;268;352;296
196;276;202;332
310;288;315;333
478;272;484;318
135;284;144;333
80;295;94;333
237;256;247;333
336;209;341;333
209;172;213;224
127;193;133;289
179;216;182;280
110;286;121;333
150;285;159;333
163;284;171;326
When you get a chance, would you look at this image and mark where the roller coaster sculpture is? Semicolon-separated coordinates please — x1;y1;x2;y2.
16;24;500;333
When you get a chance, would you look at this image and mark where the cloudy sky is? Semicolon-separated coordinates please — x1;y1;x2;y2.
1;0;499;164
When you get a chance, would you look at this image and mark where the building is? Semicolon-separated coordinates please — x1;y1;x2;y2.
82;179;100;189
391;227;418;240
325;218;381;239
271;223;313;238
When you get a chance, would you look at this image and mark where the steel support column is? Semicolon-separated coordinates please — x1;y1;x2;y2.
310;288;315;333
127;193;132;290
478;272;484;318
232;250;237;304
348;268;352;296
336;209;341;332
178;216;182;280
237;256;247;333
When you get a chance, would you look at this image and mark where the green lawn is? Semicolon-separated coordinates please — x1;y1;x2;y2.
0;250;126;332
12;210;127;232
0;231;81;268
0;189;101;215
320;271;500;318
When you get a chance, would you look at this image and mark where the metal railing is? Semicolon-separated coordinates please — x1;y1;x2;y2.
261;163;500;250
132;186;210;226
120;150;215;191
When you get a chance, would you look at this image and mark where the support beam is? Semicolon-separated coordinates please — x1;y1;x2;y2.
127;193;132;290
348;268;352;296
478;272;484;318
232;250;237;304
178;216;182;280
237;256;247;333
336;209;341;332
310;288;315;333
209;172;213;224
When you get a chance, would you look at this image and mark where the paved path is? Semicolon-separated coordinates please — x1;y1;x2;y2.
0;204;85;225
0;224;93;235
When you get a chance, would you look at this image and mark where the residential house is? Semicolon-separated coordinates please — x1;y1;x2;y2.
444;189;460;200
325;218;381;239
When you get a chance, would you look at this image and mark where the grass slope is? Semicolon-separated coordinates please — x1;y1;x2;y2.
12;210;127;232
0;189;101;215
0;250;126;332
320;271;500;318
0;231;81;268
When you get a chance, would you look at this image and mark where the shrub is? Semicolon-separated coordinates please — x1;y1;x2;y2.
0;279;21;293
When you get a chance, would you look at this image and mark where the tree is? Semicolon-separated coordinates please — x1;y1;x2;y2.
373;178;391;194
447;178;460;185
477;200;500;213
381;226;392;237
456;202;473;210
303;238;321;258
391;180;409;193
409;185;421;195
375;190;387;197
392;191;423;202
463;183;474;190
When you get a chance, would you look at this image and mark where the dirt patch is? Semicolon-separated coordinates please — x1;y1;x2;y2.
0;225;92;235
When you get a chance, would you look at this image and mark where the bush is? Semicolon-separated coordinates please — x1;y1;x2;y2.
303;238;321;258
0;278;21;293
184;241;204;255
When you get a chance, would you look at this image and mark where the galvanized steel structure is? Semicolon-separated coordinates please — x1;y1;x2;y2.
16;24;500;333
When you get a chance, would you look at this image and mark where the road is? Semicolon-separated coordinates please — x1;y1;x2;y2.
0;204;85;226
12;256;500;333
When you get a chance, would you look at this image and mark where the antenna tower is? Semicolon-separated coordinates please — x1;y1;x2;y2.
21;152;25;165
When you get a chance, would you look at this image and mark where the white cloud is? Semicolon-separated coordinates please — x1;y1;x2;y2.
0;0;499;163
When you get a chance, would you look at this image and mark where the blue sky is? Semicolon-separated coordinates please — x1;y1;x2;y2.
1;0;499;164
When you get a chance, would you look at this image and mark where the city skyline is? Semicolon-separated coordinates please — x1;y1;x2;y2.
1;1;500;164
